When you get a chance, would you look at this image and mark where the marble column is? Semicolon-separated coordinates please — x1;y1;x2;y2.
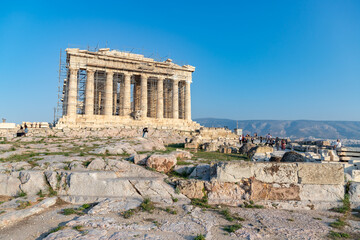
104;70;114;116
123;73;131;116
157;77;164;119
67;67;78;117
141;74;148;118
84;69;95;115
172;79;179;119
185;80;191;121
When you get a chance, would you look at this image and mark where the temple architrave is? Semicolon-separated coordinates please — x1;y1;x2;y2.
56;48;200;130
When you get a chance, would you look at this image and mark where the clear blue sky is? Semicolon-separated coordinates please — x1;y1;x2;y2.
0;0;359;123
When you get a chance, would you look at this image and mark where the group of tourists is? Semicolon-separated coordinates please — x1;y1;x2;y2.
16;124;28;137
239;132;288;151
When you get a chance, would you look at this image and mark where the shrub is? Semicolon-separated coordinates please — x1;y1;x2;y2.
330;218;346;229
165;207;177;215
191;196;213;209
37;190;45;198
122;209;136;219
16;190;27;198
194;234;206;240
140;198;155;213
329;231;350;238
223;224;242;233
16;200;31;209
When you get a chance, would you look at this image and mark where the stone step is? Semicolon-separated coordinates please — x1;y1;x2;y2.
338;147;360;153
340;156;360;161
338;152;360;157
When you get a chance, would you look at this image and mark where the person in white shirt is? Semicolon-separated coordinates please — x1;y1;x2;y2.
334;139;342;149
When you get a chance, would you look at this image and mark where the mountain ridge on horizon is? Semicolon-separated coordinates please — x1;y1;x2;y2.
194;118;360;140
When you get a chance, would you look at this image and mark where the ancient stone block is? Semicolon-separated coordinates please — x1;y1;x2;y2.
171;150;192;160
253;163;298;184
352;169;360;182
298;163;344;185
211;162;254;182
177;180;205;199
146;154;177;173
19;171;49;196
189;164;210;181
349;182;360;204
66;172;141;198
205;181;248;205
0;172;21;196
299;184;344;202
250;179;300;201
248;145;273;159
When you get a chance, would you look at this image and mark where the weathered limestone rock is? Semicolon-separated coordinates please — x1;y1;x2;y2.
349;182;360;207
43;229;82;240
248;145;274;159
189;164;211;181
87;158;106;170
0;172;21;196
299;184;344;202
253;163;298;184
298;163;344;185
239;143;256;155
66;172;141;199
329;150;340;162
173;165;195;176
131;154;148;165
269;156;282;162
351;169;360;182
44;171;60;191
185;142;198;149
205;181;248;205
0;197;57;228
88;198;143;215
203;142;218;152
129;179;187;204
251;179;300;201
19;171;49;196
281;151;306;162
177;180;205;199
146;154;177;173
171;150;192;160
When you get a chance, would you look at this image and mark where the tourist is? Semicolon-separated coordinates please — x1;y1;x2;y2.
142;127;148;138
24;124;28;136
281;139;286;150
266;133;271;144
275;137;280;150
260;136;263;143
239;134;242;145
334;139;342;150
16;126;25;137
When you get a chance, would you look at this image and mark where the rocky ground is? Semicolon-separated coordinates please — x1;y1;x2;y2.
0;134;359;239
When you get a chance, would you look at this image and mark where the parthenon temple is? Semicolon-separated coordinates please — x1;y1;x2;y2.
56;48;200;130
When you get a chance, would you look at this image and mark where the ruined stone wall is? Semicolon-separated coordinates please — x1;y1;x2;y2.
178;161;358;210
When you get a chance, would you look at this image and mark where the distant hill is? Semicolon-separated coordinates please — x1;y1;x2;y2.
194;118;360;140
